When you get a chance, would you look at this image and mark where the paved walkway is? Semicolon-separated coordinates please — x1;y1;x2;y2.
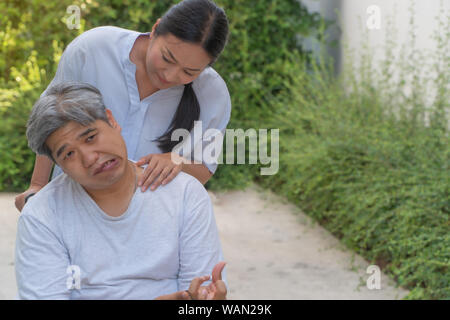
0;185;409;299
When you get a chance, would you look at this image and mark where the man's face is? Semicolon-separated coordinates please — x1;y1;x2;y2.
46;110;128;190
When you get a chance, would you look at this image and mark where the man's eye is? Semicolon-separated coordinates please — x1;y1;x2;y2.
86;134;96;142
184;71;193;76
64;151;73;160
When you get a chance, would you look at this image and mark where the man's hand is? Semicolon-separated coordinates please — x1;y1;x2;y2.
154;275;211;300
154;262;228;300
191;262;227;300
206;261;227;300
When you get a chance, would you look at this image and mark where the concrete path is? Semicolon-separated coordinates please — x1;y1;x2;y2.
0;185;409;299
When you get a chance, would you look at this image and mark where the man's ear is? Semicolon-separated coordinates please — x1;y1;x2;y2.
105;109;121;132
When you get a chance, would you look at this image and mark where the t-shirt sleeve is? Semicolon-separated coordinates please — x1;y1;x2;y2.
177;178;226;291
192;72;232;174
15;209;72;300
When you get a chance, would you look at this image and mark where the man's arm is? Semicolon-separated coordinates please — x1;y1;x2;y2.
177;178;226;292
15;212;72;299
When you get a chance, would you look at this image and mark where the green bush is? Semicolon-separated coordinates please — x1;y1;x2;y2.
0;0;80;190
248;8;449;298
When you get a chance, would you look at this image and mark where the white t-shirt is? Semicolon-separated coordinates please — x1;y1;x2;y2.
44;26;231;179
15;171;225;299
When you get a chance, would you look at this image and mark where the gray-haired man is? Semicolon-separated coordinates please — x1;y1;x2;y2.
15;82;227;300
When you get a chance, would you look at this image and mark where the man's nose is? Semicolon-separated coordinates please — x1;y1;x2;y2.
79;147;99;168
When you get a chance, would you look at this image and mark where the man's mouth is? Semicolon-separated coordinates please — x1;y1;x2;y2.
94;158;119;175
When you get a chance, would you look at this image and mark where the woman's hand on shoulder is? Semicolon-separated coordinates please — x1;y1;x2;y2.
15;184;44;212
136;152;187;192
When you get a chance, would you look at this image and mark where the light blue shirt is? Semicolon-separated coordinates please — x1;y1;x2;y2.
15;171;225;299
44;26;231;179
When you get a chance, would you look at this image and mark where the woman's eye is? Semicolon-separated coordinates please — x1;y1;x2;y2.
184;71;193;76
162;55;172;63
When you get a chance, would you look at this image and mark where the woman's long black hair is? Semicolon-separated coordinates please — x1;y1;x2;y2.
152;0;229;153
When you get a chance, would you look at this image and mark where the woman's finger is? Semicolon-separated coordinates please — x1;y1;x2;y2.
138;157;158;188
150;166;172;191
136;154;152;167
138;159;155;186
161;165;182;186
141;163;164;192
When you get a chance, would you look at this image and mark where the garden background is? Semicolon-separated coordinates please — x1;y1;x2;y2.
0;0;448;299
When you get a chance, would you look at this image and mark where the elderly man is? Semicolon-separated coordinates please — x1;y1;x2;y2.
15;82;226;300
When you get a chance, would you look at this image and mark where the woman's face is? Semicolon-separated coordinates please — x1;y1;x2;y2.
145;26;212;90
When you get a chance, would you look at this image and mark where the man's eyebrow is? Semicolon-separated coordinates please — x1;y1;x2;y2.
164;47;201;71
55;128;97;159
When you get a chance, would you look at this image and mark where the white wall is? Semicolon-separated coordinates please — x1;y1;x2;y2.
337;0;449;72
299;0;450;127
301;0;449;71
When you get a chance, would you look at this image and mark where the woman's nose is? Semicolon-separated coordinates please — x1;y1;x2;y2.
164;67;179;83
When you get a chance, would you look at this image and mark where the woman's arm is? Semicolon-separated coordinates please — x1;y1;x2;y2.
15;155;53;212
30;155;54;187
136;152;214;191
181;163;213;185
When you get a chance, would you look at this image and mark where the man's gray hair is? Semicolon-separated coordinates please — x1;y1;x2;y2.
26;82;109;161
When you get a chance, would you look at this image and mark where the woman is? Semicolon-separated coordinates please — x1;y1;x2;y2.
15;0;231;211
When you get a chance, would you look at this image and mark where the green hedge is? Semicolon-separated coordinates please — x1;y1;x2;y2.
244;38;449;298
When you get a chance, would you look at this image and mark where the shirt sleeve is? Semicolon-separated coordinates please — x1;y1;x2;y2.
15;210;72;300
192;71;232;174
177;178;226;291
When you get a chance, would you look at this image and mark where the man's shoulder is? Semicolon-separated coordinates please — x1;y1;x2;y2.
150;172;209;203
21;173;74;220
163;171;205;192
